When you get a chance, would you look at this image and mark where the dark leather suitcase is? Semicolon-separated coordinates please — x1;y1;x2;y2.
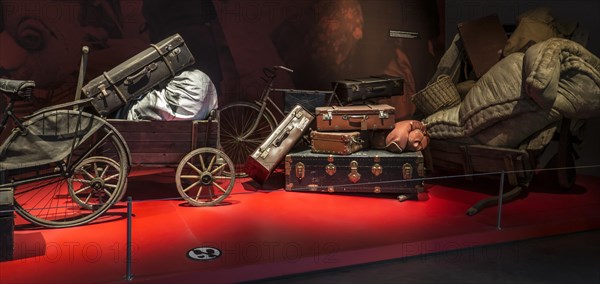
285;149;424;200
310;131;365;155
332;75;403;104
82;33;195;116
315;104;395;131
245;105;314;184
281;89;333;115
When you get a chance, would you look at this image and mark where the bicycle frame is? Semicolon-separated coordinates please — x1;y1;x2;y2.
238;66;291;140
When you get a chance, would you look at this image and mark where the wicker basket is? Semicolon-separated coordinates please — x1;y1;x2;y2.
411;75;461;116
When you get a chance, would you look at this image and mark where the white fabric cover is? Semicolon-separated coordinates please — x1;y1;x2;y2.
122;69;218;120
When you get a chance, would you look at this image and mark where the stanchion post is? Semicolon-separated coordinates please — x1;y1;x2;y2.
125;196;134;281
496;171;505;230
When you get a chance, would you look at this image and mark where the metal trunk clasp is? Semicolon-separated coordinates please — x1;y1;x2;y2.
348;160;361;183
295;162;305;180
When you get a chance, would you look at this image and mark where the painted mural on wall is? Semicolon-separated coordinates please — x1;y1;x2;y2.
1;0;443;121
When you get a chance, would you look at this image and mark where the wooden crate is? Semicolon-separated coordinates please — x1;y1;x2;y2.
108;119;219;166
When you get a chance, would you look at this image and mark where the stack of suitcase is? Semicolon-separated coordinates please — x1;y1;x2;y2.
245;75;425;200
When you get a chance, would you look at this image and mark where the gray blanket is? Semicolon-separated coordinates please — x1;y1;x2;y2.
423;38;600;148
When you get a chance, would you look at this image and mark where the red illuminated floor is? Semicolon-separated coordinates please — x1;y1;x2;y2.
1;170;600;283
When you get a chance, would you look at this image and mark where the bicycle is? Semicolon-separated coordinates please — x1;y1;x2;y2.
0;78;130;228
219;66;336;176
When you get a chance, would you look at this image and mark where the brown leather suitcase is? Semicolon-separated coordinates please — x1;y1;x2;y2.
310;131;365;155
315;104;395;131
332;75;403;104
285;149;425;200
82;33;195;116
245;105;314;184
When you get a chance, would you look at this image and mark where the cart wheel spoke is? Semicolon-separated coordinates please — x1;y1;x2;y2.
80;168;95;180
104;174;119;182
72;179;91;184
83;193;93;204
199;154;207;171
211;163;227;175
99;164;109;179
186;162;203;176
180;175;201;180
183;180;202;193
213;182;227;194
104;183;118;189
75;185;92;195
195;186;204;200
207;155;216;172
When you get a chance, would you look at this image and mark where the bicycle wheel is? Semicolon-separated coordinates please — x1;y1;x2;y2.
175;147;235;206
219;102;276;176
11;110;129;228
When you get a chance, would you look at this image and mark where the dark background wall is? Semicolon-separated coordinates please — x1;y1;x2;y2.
1;0;598;176
444;0;600;176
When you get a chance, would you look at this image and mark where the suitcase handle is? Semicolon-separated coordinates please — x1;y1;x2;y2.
368;86;387;93
273;127;292;147
125;63;158;85
343;115;367;120
343;115;369;130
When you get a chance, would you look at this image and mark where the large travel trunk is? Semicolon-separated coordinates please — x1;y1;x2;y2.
315;104;395;131
332;75;403;104
285;149;425;199
245;105;314;184
82;33;195;116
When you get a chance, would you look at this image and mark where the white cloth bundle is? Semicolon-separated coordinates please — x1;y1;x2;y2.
121;69;218;120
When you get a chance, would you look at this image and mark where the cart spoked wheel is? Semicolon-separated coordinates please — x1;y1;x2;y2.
176;147;236;206
12;110;130;228
68;156;127;210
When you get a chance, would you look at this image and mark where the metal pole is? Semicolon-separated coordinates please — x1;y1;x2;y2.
125;196;134;281
496;171;505;230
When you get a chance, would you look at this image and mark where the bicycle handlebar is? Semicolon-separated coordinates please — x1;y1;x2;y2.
262;66;294;81
273;66;294;73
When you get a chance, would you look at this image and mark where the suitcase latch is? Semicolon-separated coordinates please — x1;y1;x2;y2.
402;163;413;179
322;110;333;121
258;147;271;159
295;162;305;180
98;84;110;97
348;160;361;183
378;110;389;119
